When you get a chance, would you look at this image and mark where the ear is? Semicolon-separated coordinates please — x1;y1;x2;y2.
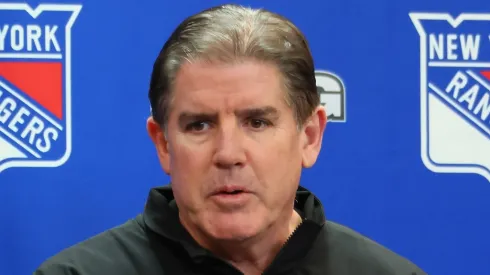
301;105;328;168
147;117;171;175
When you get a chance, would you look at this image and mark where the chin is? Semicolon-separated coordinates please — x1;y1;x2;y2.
204;212;264;241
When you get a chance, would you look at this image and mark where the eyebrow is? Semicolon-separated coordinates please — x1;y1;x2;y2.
235;106;279;118
177;106;280;125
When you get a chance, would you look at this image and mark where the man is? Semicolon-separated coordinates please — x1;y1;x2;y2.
35;4;427;275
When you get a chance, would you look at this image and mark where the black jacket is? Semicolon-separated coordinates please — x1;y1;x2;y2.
35;185;427;275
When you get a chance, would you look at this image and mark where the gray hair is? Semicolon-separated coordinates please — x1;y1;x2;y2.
148;4;319;130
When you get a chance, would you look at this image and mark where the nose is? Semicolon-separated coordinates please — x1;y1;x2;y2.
212;121;246;169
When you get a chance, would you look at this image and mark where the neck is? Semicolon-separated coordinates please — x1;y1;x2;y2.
224;210;303;274
184;209;303;275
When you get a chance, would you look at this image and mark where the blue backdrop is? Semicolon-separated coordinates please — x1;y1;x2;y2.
1;0;489;274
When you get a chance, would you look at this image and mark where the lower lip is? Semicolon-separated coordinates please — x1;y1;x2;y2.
211;192;252;207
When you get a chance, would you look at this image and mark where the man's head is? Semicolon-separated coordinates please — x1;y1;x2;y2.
147;4;327;244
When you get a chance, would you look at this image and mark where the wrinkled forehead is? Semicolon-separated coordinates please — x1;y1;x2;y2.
168;60;290;115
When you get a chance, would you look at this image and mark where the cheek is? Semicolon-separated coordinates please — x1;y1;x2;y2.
169;136;213;182
260;129;301;162
252;132;302;188
168;138;213;209
171;134;205;163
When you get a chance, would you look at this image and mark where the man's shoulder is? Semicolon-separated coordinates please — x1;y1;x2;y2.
323;221;427;275
34;215;159;275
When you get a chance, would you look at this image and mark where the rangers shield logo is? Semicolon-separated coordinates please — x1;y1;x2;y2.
0;4;81;173
410;13;490;182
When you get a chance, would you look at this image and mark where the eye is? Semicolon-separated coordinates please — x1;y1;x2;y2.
185;121;211;132
247;118;271;129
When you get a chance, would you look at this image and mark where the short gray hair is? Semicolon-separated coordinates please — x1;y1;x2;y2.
149;4;319;129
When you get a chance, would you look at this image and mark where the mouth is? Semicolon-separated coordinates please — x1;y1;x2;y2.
212;186;249;196
220;190;244;195
210;186;252;206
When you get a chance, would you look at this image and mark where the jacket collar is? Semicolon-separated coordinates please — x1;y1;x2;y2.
142;184;327;266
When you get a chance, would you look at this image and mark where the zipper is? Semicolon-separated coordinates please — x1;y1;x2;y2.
198;218;307;275
261;217;307;275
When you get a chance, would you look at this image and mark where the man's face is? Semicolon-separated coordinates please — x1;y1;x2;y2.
148;60;326;241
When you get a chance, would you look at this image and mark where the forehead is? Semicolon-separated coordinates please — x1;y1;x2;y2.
170;60;289;113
